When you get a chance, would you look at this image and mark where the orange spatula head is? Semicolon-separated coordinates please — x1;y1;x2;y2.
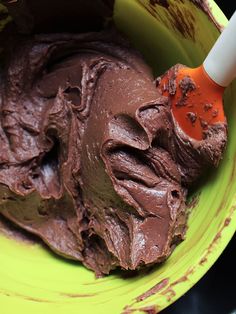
157;64;226;141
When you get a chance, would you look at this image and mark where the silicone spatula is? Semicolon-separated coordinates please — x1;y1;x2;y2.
158;11;236;140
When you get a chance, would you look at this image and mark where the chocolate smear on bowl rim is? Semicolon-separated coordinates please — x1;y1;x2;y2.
136;278;169;302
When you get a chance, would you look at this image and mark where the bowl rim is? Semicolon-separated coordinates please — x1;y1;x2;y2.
0;1;235;314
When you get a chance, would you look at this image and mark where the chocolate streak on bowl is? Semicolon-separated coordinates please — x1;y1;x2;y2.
148;0;196;40
138;305;159;314
123;304;159;314
199;205;236;266
150;0;169;8
147;0;223;40
59;293;96;298
160;267;195;302
123;266;195;312
191;0;224;31
0;289;55;303
136;278;169;302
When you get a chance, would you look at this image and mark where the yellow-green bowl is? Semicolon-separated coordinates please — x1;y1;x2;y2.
0;1;236;313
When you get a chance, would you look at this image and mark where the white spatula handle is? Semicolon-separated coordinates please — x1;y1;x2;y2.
203;11;236;87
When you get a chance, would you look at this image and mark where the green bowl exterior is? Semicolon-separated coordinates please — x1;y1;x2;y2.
0;1;235;313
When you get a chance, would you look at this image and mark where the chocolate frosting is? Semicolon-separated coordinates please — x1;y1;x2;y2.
0;30;227;275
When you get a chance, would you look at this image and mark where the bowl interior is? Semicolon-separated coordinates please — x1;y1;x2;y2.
0;1;236;313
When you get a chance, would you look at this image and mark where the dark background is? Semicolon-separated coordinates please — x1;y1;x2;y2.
163;2;236;314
